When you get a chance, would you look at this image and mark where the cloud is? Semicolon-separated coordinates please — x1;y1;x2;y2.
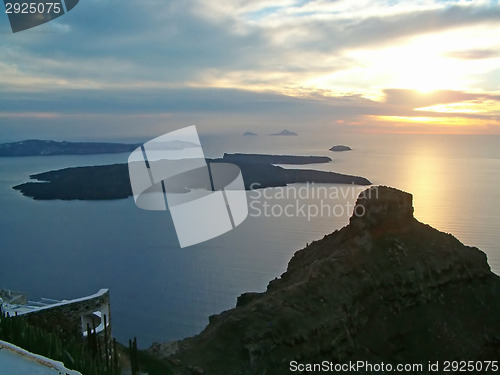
1;85;499;141
2;0;499;92
444;49;499;60
1;0;500;136
0;87;321;114
1;0;270;87
383;89;500;107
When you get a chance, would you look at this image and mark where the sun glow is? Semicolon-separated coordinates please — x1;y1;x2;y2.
374;116;472;125
341;26;500;96
347;43;465;94
416;100;500;115
368;115;500;134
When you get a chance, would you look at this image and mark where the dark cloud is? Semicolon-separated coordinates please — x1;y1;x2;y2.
1;85;496;136
1;0;268;83
0;86;381;140
0;87;326;114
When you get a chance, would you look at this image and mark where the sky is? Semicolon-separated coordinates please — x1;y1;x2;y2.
1;0;500;140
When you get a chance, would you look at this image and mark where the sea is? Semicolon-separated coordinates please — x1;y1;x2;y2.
0;133;499;348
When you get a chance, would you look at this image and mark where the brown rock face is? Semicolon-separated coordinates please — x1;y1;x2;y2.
151;186;500;375
350;186;414;229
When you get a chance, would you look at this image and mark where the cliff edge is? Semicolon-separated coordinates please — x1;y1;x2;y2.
151;186;500;374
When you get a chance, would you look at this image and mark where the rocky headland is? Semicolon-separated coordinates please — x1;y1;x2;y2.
149;186;500;374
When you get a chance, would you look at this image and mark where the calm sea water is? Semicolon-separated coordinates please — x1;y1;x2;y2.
0;133;498;347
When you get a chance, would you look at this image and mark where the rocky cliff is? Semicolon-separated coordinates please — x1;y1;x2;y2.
150;186;500;374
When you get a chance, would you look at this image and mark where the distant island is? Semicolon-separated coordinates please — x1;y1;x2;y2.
13;153;371;200
329;145;352;152
0;139;141;157
243;131;258;136
222;153;331;164
269;129;298;136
